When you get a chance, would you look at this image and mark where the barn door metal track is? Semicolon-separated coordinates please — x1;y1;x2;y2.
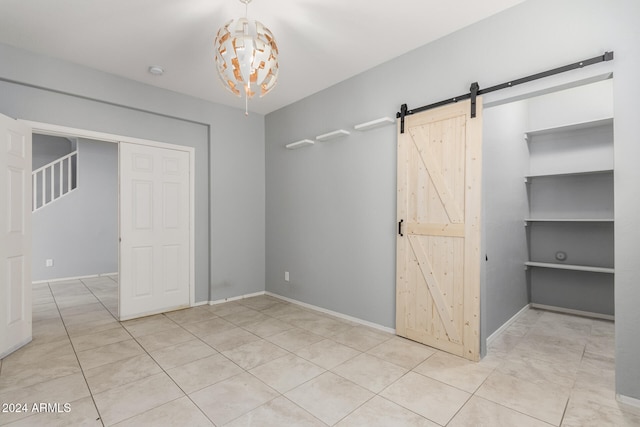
397;51;614;133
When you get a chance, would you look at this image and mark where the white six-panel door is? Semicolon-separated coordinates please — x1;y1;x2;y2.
119;142;190;320
0;114;32;358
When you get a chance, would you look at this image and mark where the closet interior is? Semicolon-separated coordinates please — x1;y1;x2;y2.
483;77;614;331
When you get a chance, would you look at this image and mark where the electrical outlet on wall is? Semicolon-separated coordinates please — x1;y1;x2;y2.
45;259;54;267
285;271;290;282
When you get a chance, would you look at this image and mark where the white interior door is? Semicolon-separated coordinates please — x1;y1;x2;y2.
119;142;191;320
0;114;32;358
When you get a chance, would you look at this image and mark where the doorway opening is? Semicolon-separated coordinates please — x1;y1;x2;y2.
27;122;195;323
32;135;119;317
482;76;614;355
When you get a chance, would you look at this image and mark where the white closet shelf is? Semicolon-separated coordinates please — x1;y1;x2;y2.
525;261;614;274
285;139;314;150
525;218;614;223
316;129;350;141
524;169;613;181
354;117;395;131
524;117;613;140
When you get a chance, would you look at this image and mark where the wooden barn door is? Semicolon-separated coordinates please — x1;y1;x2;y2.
396;99;482;361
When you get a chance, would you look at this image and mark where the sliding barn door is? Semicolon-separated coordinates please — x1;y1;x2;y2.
396;99;482;361
0;114;32;358
119;142;190;320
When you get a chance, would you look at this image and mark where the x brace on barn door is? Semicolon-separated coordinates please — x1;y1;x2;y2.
397;51;614;133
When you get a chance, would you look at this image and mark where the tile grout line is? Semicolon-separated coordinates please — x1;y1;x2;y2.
167;317;283;426
176;304;315;422
165;300;375;426
67;282;226;425
557;340;588;427
279;395;330;426
68;308;209;426
30;296;607;426
377;352;469;426
256;302;439;426
234;302;370;425
442;394;474;426
219;301;354;426
79;278;119;319
48;281;106;427
446;362;498;425
330;368;415;426
202;304;351;423
114;305;307;424
116;311;217;425
10;289;619;425
447;310;584;426
480;309;593;426
229;300;438;426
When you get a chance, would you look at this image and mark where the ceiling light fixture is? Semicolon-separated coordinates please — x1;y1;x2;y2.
213;0;279;115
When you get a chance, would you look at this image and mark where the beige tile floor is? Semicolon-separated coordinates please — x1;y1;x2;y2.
1;279;639;426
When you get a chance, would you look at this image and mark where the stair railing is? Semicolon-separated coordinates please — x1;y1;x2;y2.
32;151;78;212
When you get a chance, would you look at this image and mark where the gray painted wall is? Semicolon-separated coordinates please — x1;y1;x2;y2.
32;134;73;170
0;41;266;304
265;99;397;327
265;0;640;399
531;269;614;314
33;139;117;281
482;100;530;347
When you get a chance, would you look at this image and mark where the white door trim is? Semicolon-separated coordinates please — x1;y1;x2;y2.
18;120;196;308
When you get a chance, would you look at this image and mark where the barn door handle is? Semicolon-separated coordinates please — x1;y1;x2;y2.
398;219;404;237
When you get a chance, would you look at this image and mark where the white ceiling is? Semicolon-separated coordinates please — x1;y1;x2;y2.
0;0;524;115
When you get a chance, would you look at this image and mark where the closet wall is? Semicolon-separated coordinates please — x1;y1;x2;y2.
482;100;530;338
525;79;614;317
483;78;614;329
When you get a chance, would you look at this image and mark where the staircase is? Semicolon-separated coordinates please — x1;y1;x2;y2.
32;151;78;212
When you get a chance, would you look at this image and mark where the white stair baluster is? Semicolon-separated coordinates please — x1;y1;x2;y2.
32;171;36;210
67;156;71;193
59;160;63;197
42;167;46;207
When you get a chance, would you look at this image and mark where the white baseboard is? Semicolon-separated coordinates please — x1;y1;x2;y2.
486;304;530;347
617;394;640;413
206;291;394;334
209;291;266;305
193;300;209;307
266;291;396;335
530;303;614;321
32;272;118;285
